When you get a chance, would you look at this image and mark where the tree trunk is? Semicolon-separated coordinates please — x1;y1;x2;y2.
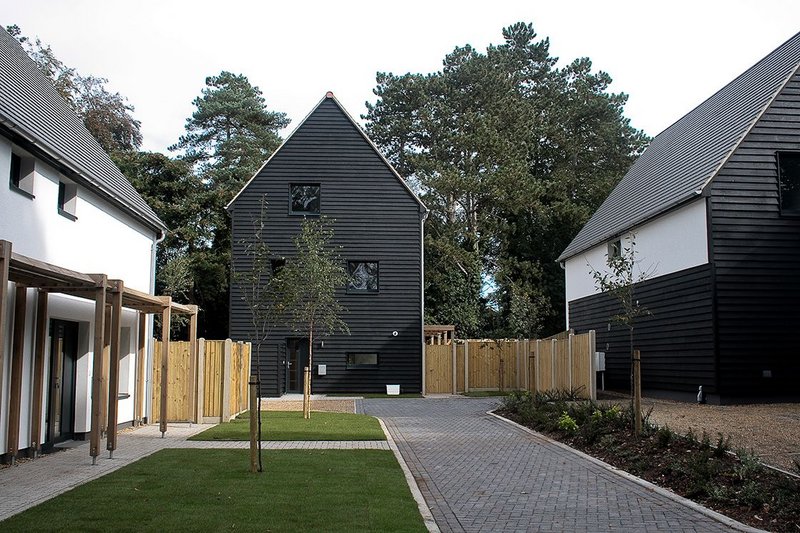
303;324;314;419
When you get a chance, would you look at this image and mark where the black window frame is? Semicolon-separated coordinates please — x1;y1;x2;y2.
777;151;800;216
607;239;621;259
57;180;78;221
347;260;379;293
289;183;321;216
270;257;286;276
346;352;379;369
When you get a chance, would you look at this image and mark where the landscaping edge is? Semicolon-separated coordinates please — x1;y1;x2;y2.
486;410;766;533
377;418;440;533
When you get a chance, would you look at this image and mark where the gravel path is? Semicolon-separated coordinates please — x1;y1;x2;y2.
611;395;800;472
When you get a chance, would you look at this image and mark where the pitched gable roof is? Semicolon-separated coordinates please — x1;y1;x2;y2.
0;28;166;233
559;31;800;262
227;92;427;212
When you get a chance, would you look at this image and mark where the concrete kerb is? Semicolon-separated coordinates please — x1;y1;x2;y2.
486;410;767;533
378;418;440;533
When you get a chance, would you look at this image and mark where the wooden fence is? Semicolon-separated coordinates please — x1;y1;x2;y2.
424;331;596;399
151;338;251;423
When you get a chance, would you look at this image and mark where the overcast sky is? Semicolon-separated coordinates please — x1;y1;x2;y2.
4;1;800;153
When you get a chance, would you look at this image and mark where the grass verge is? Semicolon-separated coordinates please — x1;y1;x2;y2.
0;449;425;532
461;390;515;398
327;393;424;398
190;410;386;441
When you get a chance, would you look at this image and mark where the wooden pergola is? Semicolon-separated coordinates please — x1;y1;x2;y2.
0;240;197;465
425;325;455;345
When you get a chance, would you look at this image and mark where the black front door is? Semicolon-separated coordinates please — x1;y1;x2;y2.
46;320;79;444
285;338;309;393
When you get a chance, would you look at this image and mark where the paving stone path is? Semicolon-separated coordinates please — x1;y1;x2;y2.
362;397;749;533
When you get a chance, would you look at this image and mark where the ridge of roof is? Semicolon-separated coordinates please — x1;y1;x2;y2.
0;27;166;233
558;31;800;262
227;92;427;212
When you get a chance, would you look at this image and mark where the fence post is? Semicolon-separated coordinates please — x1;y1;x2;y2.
196;339;206;422
535;339;541;393
551;339;557;389
515;340;521;390
451;341;457;394
568;333;574;392
589;330;597;400
633;349;642;436
464;341;470;393
249;375;258;473
221;338;232;423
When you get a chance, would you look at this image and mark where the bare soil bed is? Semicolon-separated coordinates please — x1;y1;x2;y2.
617;394;800;472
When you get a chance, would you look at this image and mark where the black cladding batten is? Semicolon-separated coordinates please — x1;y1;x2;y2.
227;95;426;396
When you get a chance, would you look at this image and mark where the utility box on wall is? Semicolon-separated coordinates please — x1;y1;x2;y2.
318;364;327;376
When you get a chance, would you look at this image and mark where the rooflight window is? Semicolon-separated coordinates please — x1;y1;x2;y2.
778;152;800;215
9;151;35;197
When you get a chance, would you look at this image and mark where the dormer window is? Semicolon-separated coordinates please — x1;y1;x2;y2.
778;152;800;215
58;180;78;220
290;184;320;215
9;151;35;197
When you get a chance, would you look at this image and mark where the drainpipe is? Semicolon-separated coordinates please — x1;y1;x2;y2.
144;229;166;424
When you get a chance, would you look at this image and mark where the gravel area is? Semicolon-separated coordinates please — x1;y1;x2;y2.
260;398;356;414
605;394;800;472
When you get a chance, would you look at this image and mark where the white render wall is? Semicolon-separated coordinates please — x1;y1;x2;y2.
0;136;157;454
564;198;709;325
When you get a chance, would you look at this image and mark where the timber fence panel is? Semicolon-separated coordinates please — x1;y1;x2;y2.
538;341;553;391
203;340;223;419
456;343;465;393
424;344;452;393
571;333;592;398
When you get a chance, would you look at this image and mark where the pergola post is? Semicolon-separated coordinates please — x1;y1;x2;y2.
159;297;171;437
0;241;11;416
188;305;198;423
31;290;48;457
7;285;28;463
101;305;112;437
106;280;123;457
89;274;107;464
135;312;147;425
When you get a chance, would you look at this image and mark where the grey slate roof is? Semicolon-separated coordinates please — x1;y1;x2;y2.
0;28;166;233
559;31;800;262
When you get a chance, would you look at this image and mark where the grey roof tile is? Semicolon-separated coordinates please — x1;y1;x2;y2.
0;27;166;233
559;31;800;261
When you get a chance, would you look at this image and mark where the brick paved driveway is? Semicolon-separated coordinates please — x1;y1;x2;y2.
362;397;744;533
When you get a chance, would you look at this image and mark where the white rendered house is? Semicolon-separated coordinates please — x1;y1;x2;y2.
0;27;191;462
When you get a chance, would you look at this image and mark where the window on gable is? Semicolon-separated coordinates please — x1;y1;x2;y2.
348;261;379;292
607;239;621;259
9;151;35;197
346;353;378;369
290;184;320;215
778;152;800;215
270;258;286;275
57;180;78;220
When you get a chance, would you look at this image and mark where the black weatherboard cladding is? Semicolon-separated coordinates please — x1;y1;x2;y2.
569;265;715;396
229;96;424;396
708;68;800;396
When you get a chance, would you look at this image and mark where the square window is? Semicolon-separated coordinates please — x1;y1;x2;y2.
290;184;320;215
346;353;378;368
348;261;379;292
58;180;78;220
9;151;35;197
607;239;621;259
778;152;800;215
270;258;286;275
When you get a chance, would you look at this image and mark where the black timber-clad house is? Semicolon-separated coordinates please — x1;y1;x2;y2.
227;93;427;396
559;32;800;402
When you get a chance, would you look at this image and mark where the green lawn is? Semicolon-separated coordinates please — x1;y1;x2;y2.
1;449;426;532
190;411;386;441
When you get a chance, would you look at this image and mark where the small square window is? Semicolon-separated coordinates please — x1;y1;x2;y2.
778;152;800;215
290;184;320;215
348;261;379;292
9;151;35;197
58;180;78;220
346;353;378;368
607;239;621;259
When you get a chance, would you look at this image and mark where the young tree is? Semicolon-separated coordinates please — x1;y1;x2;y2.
278;218;349;419
590;235;653;433
231;197;289;471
